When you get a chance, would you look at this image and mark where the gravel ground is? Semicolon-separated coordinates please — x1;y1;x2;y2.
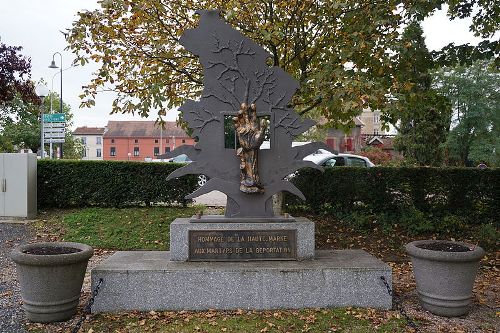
0;221;113;333
0;222;31;333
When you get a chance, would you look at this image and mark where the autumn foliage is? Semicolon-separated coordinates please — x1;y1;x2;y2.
0;42;38;105
358;146;392;165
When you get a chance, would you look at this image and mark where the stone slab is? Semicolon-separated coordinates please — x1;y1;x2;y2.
91;250;392;312
189;215;296;223
170;217;315;261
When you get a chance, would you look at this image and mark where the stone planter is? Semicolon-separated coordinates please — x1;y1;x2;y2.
405;240;485;317
11;242;94;323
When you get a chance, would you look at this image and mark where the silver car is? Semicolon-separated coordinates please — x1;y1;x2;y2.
304;149;375;167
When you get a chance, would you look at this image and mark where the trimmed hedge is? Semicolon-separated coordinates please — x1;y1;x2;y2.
38;160;198;207
285;167;500;224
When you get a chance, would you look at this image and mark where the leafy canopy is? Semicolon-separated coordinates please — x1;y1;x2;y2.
433;60;500;166
0;42;38;105
67;1;497;131
386;22;452;166
0;91;83;158
68;0;428;129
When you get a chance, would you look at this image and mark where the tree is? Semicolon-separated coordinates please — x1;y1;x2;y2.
68;0;438;129
384;22;451;166
0;96;40;152
66;1;498;125
433;60;500;166
431;0;499;68
0;92;83;158
0;42;38;106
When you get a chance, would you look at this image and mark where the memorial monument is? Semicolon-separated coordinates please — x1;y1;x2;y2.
91;10;391;312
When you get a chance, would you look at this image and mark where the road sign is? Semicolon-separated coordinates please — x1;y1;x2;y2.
43;113;66;123
43;122;65;128
43;127;66;133
45;138;66;143
44;132;66;138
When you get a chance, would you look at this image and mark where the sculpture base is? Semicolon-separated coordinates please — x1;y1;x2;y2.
170;217;314;261
91;250;392;312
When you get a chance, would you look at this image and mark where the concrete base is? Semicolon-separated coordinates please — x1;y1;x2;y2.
91;250;392;312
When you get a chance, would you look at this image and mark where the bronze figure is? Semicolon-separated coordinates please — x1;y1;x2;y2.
233;103;267;193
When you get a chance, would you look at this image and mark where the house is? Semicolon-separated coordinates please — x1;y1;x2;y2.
325;117;364;153
73;127;105;160
102;121;195;161
358;108;390;136
361;134;401;158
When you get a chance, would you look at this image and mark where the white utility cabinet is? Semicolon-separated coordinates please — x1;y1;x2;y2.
0;153;37;218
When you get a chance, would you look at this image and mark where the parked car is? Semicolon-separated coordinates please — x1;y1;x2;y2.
304;149;375;167
152;154;208;186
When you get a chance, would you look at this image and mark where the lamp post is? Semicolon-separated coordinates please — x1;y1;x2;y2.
48;64;78;158
35;83;49;158
49;52;63;158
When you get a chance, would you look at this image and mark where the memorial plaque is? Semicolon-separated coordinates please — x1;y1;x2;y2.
189;230;297;261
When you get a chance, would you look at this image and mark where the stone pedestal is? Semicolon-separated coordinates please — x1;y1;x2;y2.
170;217;315;261
91;250;392;312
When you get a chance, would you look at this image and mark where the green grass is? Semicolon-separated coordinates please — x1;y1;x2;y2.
55;206;199;250
83;308;407;333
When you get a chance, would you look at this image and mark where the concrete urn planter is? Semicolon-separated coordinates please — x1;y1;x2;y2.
11;242;94;322
405;240;485;317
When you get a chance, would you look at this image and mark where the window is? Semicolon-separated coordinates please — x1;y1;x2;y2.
96;148;102;157
347;157;367;167
134;147;139;156
373;115;380;123
83;149;87;158
165;139;169;143
96;137;102;145
111;139;115;144
110;147;116;157
81;137;87;144
154;147;159;156
154;139;159;143
333;156;345;166
165;147;170;153
182;139;186;143
323;158;336;167
374;129;379;135
134;139;139;143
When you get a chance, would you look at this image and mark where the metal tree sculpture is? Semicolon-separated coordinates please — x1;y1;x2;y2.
167;10;326;218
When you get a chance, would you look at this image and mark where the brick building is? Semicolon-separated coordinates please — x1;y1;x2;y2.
103;121;195;161
73;126;105;160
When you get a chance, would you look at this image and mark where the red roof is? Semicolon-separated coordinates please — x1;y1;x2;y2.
103;121;189;138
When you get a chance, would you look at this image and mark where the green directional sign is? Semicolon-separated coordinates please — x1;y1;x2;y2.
43;113;66;123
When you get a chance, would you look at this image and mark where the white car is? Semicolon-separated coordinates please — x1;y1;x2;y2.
304;149;375;168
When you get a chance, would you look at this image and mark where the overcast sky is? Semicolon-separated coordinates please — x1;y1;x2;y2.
0;1;485;129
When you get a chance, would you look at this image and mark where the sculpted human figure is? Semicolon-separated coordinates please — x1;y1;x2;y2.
233;103;267;193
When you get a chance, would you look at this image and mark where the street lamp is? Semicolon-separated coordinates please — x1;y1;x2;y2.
35;83;49;158
49;52;63;158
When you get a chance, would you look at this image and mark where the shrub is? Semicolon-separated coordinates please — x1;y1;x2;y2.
358;146;392;165
38;160;198;208
285;167;500;225
476;224;499;251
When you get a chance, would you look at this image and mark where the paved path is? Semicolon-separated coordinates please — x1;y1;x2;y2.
193;190;227;207
0;222;30;333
